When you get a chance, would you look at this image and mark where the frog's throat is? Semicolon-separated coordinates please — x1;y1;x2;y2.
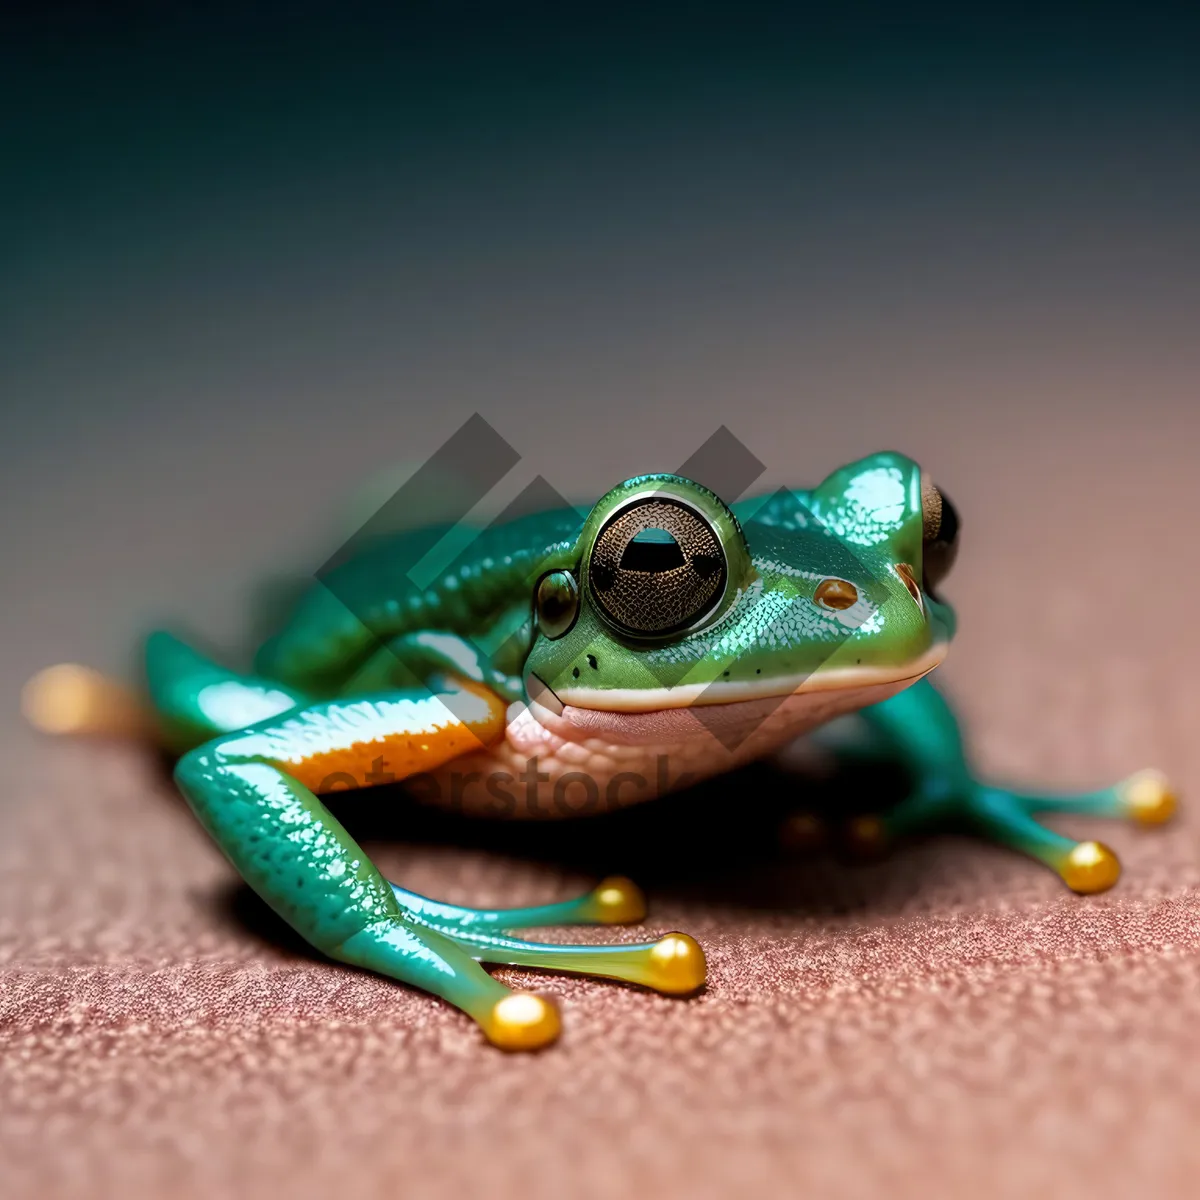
529;637;949;718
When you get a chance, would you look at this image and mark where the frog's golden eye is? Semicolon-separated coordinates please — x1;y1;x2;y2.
535;570;579;640
920;472;960;591
588;496;727;637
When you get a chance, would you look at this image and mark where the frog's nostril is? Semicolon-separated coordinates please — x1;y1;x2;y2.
813;578;858;610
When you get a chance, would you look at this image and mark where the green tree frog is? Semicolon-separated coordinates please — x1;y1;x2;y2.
24;451;1176;1051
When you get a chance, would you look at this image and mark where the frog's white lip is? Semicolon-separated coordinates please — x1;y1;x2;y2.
528;638;949;718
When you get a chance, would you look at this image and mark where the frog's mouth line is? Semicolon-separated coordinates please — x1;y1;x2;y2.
526;637;949;726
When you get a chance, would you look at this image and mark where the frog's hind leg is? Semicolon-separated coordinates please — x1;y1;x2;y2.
839;679;1177;894
173;678;705;1048
144;630;311;751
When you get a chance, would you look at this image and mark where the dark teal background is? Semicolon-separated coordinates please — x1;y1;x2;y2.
3;7;1198;747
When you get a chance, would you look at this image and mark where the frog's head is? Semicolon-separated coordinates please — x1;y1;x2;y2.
522;451;957;740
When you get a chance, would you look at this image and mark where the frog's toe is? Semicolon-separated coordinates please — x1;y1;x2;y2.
1117;769;1178;826
1055;840;1123;895
581;876;647;924
482;992;562;1051
451;927;707;996
645;933;707;995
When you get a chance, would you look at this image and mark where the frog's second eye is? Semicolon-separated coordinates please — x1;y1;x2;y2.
588;497;727;638
920;473;961;591
535;570;579;640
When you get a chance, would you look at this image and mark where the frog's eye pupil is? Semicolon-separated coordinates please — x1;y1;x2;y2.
535;571;579;640
588;497;727;637
620;530;685;573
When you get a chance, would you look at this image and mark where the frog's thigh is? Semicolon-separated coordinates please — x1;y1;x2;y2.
174;683;559;1050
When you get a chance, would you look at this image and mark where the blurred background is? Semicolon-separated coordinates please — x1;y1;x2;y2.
4;5;1197;739
3;7;1200;1198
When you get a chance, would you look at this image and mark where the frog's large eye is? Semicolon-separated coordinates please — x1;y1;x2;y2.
535;570;579;640
588;496;727;637
921;472;960;591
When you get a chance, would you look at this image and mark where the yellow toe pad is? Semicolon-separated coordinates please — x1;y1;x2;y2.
646;933;707;995
1060;841;1121;894
588;876;647;924
1120;769;1178;826
484;992;562;1051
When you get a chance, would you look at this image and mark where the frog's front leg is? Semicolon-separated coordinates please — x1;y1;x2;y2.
829;678;1177;893
174;678;703;1051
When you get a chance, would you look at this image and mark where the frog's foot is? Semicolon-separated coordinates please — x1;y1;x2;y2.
387;877;700;1001
343;907;704;1047
390;875;701;996
336;917;706;1049
856;767;1177;894
387;874;704;1010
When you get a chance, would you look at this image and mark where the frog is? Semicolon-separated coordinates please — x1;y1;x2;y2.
23;450;1177;1051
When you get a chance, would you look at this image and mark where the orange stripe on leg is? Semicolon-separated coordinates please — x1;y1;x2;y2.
281;680;508;794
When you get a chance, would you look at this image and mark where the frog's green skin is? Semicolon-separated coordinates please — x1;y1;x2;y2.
35;451;1176;1050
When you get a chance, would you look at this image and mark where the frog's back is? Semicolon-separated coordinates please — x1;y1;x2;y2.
257;480;824;693
256;505;584;690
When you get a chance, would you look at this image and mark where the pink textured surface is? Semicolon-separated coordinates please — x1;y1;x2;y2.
4;421;1200;1200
